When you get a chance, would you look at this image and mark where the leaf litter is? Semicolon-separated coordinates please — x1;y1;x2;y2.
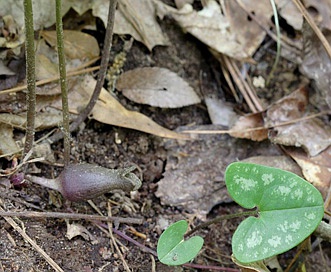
0;0;331;270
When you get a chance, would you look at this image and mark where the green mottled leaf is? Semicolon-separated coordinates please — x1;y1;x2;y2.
225;162;324;263
157;220;204;266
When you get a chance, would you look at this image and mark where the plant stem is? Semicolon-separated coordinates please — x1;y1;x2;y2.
48;0;118;144
22;0;36;166
185;210;258;237
55;0;70;166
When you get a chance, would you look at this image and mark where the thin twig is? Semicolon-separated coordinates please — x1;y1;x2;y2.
48;0;118;144
22;0;36;169
107;203;131;272
55;0;70;166
0;210;143;224
0;207;64;272
112;227;157;256
0;62;100;95
182;111;330;135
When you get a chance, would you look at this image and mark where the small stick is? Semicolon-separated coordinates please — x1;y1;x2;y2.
0;211;143;225
182;111;330;135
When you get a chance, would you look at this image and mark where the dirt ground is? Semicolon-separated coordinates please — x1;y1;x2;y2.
0;6;331;272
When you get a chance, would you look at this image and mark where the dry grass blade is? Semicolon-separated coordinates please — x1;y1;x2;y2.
216;54;263;113
107;203;131;272
0;63;100;95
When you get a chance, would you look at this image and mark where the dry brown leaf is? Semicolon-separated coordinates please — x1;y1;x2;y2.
114;0;169;51
155;0;266;60
269;118;331;156
40;30;99;60
266;87;331;156
0;111;63;131
65;75;189;139
116;67;200;108
304;0;331;30
35;54;58;80
300;24;331;109
285;147;331;200
0;123;20;155
75;0;170;50
66;221;98;244
229;112;268;141
266;87;309;125
204;97;237;126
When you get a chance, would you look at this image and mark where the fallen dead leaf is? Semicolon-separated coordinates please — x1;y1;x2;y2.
265;87;309;125
114;0;169;51
56;75;189;139
304;0;331;30
35;54;59;80
300;23;331;109
266;87;331;156
204;97;237;126
285;146;331;200
66;221;98;244
155;0;266;60
229;112;268;141
116;67;201;108
41;30;100;60
73;0;169;51
0;123;20;156
0;0;72;30
269;118;331;157
0;111;63;131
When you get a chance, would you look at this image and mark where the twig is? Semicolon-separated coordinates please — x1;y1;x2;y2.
22;0;36;169
112;227;157;256
0;207;64;272
0;210;143;224
55;0;70;166
48;0;118;144
0;62;100;95
107;203;131;272
182;111;330;135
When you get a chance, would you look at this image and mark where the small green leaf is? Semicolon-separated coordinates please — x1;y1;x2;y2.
225;162;324;263
157;220;204;266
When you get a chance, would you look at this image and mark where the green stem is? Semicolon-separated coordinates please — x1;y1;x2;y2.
55;0;70;166
22;0;36;166
266;0;281;86
185;210;258;237
48;0;117;144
